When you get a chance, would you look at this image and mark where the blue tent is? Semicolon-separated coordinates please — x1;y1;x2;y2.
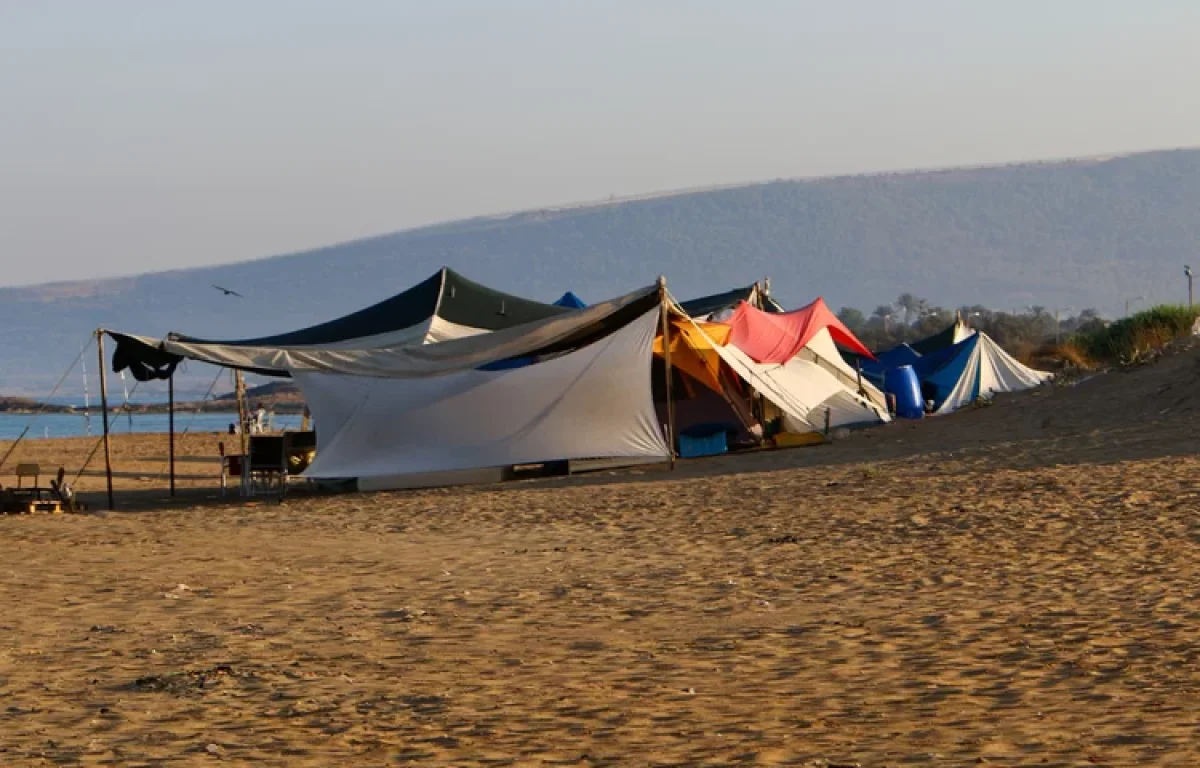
916;335;980;410
554;291;587;309
913;333;1051;412
856;321;1050;414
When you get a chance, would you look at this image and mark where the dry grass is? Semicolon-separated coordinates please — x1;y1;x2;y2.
1029;339;1097;372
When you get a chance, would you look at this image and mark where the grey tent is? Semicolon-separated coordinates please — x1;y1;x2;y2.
110;268;570;380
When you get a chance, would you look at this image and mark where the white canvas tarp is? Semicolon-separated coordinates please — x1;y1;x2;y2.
295;308;670;486
797;328;889;411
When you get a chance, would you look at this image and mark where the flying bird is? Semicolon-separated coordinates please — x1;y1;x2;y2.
212;284;244;298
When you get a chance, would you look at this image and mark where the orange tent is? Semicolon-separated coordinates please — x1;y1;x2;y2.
653;317;731;394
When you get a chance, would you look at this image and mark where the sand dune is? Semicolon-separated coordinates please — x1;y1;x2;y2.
1;348;1198;765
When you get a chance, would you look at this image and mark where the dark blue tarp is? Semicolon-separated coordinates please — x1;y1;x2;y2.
554;291;587;309
858;332;981;410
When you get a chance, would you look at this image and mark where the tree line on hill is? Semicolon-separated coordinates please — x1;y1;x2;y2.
835;292;1108;359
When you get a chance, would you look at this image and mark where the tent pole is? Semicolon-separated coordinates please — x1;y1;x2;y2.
96;330;115;511
168;371;176;497
235;369;248;457
657;276;677;470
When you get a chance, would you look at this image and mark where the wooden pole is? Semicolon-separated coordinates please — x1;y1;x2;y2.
96;330;115;511
657;276;677;470
234;369;248;457
168;371;176;497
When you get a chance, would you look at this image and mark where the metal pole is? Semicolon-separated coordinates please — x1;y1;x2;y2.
168;372;176;497
96;330;115;511
657;276;677;470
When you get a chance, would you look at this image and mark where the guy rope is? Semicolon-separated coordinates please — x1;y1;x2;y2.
0;333;95;473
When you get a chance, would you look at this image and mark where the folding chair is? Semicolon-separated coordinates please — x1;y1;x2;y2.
218;442;245;497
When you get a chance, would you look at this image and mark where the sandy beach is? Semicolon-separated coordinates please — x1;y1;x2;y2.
1;347;1198;766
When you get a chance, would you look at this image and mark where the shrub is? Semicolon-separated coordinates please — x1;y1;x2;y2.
1072;305;1199;364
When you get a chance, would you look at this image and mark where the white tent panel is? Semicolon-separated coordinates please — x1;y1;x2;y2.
294;308;670;485
423;315;490;344
933;344;984;415
952;321;974;346
784;388;889;434
290;315;484;351
978;333;1052;392
800;328;888;410
707;342;890;432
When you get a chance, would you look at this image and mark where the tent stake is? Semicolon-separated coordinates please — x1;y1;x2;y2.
168;371;176;497
96;330;115;511
658;276;677;470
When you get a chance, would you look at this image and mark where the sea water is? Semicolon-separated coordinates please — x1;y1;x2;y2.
0;411;303;440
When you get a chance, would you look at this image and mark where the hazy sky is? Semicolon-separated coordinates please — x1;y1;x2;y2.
2;0;1198;288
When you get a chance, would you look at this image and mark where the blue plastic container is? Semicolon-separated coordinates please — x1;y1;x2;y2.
884;364;925;419
678;430;729;458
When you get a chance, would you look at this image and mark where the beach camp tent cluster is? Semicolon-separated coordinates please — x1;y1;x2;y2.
107;269;1048;492
108;270;889;491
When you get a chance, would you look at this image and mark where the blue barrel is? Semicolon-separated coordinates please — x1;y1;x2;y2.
884;365;925;419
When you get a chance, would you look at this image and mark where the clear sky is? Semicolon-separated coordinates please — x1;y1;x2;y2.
2;0;1198;288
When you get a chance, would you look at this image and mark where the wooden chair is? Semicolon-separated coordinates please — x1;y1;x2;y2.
4;463;62;514
15;464;42;494
245;435;288;500
218;442;245;497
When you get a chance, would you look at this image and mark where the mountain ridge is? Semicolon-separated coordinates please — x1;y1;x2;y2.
3;147;1199;397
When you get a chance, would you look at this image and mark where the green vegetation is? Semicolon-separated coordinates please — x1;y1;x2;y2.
1071;305;1200;365
840;293;1199;369
837;294;1102;362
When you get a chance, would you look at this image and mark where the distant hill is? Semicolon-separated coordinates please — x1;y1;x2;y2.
3;148;1199;397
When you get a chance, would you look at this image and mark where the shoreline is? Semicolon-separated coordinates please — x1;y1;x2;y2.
0;401;306;416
